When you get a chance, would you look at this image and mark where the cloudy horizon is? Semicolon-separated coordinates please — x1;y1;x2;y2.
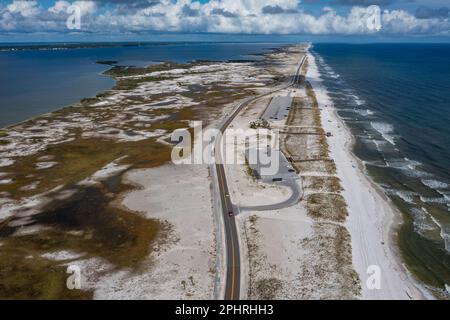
0;0;449;41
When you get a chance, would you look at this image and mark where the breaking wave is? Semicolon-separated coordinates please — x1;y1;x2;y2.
410;207;438;236
421;179;449;190
354;108;374;116
370;122;396;145
351;94;365;106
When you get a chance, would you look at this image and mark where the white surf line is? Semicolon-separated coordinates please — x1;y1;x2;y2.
306;49;426;300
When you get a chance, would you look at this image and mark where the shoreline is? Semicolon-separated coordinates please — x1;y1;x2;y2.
0;42;290;131
0;66;114;131
306;51;426;299
0;45;280;298
0;42;441;299
337;102;429;299
225;45;362;299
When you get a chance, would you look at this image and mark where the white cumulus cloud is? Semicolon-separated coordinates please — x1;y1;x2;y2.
7;0;39;17
0;0;448;36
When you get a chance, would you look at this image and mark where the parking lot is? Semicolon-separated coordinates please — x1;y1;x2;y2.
261;95;293;121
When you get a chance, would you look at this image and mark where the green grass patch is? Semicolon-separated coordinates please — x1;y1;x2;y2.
0;181;165;299
0;242;93;300
0;134;172;199
113;76;173;91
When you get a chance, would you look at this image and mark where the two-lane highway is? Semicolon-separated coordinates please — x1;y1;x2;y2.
215;53;307;300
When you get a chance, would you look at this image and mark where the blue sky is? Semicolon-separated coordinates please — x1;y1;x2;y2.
31;0;450;15
0;0;449;42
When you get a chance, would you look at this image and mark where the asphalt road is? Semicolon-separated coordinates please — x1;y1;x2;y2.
215;54;306;300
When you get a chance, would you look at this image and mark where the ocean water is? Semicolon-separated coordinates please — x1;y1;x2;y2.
313;43;450;298
0;42;287;128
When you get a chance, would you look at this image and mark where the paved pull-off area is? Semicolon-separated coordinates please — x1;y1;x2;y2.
215;53;307;300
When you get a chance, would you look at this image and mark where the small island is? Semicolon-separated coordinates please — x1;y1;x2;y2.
96;60;118;66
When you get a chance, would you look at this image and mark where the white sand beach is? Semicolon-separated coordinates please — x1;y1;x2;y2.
306;52;426;300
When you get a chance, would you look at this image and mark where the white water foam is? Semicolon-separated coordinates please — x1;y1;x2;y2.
436;190;450;211
396;190;419;204
363;160;388;169
421;179;449;190
420;195;448;205
437;190;450;199
370;122;396;145
328;72;340;79
314;50;450;259
377;157;433;180
426;209;450;253
410;207;438;237
371;139;389;153
398;158;434;179
351;94;365;106
353;108;375;116
384;187;418;204
410;207;449;252
339;108;374;117
404;158;422;170
321;62;340;79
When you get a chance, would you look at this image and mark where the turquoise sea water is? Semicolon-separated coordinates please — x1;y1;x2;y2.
313;43;450;298
2;41;449;297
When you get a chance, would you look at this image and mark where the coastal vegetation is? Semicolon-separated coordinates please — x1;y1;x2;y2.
277;70;359;297
0;56;276;299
